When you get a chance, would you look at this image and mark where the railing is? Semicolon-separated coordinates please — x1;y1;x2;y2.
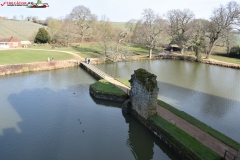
92;64;114;78
224;150;238;160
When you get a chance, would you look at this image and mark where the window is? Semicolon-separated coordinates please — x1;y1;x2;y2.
13;42;18;46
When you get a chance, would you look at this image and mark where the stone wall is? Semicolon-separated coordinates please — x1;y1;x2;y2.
0;60;78;76
129;69;159;119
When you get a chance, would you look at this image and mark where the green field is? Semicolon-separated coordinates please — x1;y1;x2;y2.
0;49;74;65
29;43;153;57
209;54;240;65
0;19;43;40
150;115;221;160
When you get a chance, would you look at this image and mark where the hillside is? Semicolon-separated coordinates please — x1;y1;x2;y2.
0;19;44;41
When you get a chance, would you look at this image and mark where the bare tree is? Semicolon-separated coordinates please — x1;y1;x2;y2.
57;16;76;46
205;1;240;59
26;16;32;21
13;15;17;20
69;5;97;42
97;15;115;56
47;19;61;43
44;16;53;26
130;9;167;58
166;9;195;54
32;16;39;23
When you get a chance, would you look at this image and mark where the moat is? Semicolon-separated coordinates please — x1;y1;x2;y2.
0;66;179;160
0;59;240;159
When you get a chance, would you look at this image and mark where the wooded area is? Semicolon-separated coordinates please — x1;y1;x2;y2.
33;1;240;61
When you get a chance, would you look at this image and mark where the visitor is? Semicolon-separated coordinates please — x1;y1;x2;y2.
47;57;50;62
88;58;90;64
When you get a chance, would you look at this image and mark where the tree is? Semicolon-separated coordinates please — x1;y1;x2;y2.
47;19;61;43
44;16;53;26
70;5;97;42
34;28;50;43
98;15;115;56
26;16;32;21
166;9;195;54
13;15;17;20
32;16;39;23
141;9;166;58
57;16;76;46
205;1;240;59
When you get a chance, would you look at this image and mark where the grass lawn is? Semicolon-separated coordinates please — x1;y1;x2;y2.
90;79;127;96
209;54;240;65
29;43;104;58
157;99;240;151
149;115;221;160
115;78;131;87
0;49;74;65
28;43;160;58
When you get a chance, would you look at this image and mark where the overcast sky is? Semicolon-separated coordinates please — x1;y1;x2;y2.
0;0;233;22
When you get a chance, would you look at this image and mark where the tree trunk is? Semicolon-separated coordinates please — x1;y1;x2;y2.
181;48;184;54
206;41;215;59
149;48;152;59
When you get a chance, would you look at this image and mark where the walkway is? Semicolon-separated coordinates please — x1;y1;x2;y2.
80;60;239;158
80;62;130;93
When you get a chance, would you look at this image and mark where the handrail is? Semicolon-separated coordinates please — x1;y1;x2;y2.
92;64;114;78
224;150;237;160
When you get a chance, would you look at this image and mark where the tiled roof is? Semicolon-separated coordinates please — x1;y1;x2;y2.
0;36;20;42
9;36;20;42
0;38;10;42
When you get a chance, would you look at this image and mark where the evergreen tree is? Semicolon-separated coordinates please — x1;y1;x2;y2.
34;28;50;43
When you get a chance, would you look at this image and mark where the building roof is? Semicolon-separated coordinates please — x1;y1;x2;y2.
0;36;20;42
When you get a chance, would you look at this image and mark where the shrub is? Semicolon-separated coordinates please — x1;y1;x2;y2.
229;46;240;58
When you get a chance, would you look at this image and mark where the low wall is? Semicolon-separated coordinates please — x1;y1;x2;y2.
153;54;240;69
0;60;78;76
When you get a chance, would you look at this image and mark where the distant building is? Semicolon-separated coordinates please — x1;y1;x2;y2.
0;36;21;48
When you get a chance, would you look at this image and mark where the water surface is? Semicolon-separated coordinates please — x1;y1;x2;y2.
99;60;240;143
0;67;179;160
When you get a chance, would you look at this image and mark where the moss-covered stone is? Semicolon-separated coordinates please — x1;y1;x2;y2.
129;68;158;119
129;68;157;92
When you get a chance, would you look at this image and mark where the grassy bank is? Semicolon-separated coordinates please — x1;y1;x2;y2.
115;78;240;150
90;79;127;96
115;78;131;87
149;115;221;160
157;99;240;151
0;49;74;65
209;54;240;65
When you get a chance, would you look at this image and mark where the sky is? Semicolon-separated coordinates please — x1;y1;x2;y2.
0;0;233;22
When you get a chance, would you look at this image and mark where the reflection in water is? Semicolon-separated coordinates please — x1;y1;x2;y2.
0;67;180;160
98;60;240;143
122;112;180;160
0;104;22;135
